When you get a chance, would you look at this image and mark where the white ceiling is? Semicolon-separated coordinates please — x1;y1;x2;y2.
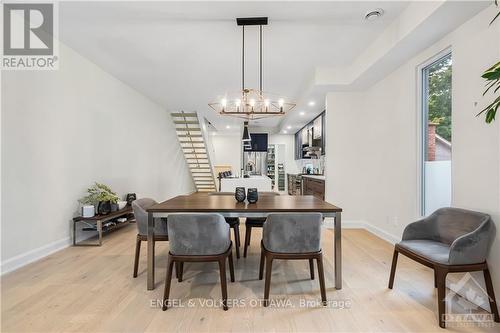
58;1;488;134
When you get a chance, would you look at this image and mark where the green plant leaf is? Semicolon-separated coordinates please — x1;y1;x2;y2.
490;10;500;25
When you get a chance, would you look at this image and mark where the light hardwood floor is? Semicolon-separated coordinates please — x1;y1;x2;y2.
1;224;498;332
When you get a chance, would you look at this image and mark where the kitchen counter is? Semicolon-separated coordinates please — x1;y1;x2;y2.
301;174;325;180
220;175;272;192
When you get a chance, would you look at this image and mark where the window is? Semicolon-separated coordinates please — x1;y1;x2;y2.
420;52;452;216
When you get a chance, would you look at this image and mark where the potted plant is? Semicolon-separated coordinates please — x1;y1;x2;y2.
79;182;120;215
477;1;500;123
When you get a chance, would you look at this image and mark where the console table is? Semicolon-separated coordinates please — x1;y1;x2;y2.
72;206;134;246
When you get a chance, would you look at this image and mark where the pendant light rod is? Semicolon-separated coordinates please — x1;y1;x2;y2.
242;25;245;91
259;24;263;93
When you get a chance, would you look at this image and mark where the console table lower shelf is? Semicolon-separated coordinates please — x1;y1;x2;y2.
72;207;134;246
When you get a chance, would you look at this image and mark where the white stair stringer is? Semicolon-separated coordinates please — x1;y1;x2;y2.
171;112;216;192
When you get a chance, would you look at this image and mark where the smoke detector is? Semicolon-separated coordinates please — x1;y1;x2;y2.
365;8;384;21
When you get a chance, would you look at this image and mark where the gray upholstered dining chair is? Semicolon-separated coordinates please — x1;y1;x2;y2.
388;207;499;328
131;198;169;278
243;192;280;258
162;213;235;311
259;213;326;306
208;192;241;258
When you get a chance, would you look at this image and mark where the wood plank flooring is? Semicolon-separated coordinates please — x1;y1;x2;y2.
1;225;498;332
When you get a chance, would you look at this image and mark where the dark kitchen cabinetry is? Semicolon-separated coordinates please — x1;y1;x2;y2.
302;177;325;200
294;111;325;160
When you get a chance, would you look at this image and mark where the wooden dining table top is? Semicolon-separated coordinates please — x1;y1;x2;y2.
147;193;342;213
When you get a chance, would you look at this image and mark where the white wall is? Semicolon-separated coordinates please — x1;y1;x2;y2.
210;134;241;174
325;5;500;291
1;43;194;273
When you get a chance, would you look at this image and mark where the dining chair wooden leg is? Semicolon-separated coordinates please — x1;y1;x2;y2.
228;250;235;283
175;262;180;280
388;249;398;289
133;235;141;278
264;253;273;307
218;257;229;311
435;267;448;328
259;250;265;280
177;262;184;282
316;253;327;305
233;225;241;259
243;225;252;258
309;259;315;280
483;266;500;322
162;256;175;311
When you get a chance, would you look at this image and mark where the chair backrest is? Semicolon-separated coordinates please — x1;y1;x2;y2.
132;198;158;235
427;207;492;245
263;213;323;253
167;213;230;255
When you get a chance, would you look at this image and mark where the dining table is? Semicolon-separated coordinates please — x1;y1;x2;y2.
146;193;342;290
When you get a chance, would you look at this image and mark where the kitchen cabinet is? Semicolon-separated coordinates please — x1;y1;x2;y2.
294;111;325;160
313;117;322;139
302;176;325;200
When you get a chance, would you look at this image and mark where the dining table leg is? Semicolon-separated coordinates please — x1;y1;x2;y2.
334;211;342;289
147;211;155;290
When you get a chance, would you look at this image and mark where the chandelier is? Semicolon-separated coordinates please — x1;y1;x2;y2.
208;17;296;120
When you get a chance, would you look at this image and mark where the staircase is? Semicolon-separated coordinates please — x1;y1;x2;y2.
171;112;216;192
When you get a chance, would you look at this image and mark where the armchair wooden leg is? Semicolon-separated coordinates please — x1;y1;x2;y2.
483;267;500;322
264;254;273;307
228;250;235;282
259;249;265;280
434;269;438;288
435;267;448;328
316;253;327;305
162;256;175;311
309;259;315;280
243;225;252;258
218;258;229;311
233;224;241;259
133;235;141;278
388;249;398;289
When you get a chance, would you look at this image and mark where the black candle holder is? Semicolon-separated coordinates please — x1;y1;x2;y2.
235;187;246;202
247;188;258;204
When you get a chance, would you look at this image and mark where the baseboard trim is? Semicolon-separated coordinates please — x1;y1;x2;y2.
1;237;71;275
324;218;399;244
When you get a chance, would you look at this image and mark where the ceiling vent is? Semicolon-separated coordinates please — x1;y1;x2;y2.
365;8;384;21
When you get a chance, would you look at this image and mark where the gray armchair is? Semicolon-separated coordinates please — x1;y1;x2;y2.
243;192;280;258
388;207;499;328
162;213;234;311
259;213;326;306
131;198;168;278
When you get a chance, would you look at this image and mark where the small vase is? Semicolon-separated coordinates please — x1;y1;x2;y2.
247;188;258;204
126;193;136;206
98;201;111;215
235;187;246;202
110;202;119;212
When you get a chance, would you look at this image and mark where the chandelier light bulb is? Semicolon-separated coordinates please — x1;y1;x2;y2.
250;99;256;107
221;99;227;107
